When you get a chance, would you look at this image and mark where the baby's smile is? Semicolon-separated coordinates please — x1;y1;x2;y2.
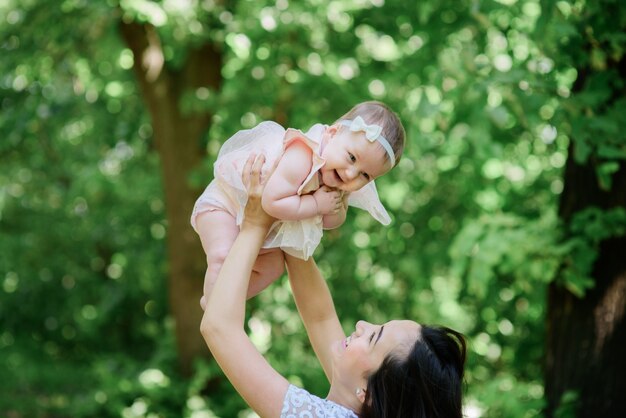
333;169;344;184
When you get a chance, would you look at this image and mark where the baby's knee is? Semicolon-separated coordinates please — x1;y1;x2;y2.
247;252;285;298
204;249;231;285
206;246;230;267
256;251;285;279
268;256;285;279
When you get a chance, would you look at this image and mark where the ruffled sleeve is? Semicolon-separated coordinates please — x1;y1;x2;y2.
212;121;287;225
347;181;391;225
281;125;327;196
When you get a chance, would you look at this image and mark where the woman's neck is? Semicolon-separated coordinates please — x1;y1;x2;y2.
326;385;360;414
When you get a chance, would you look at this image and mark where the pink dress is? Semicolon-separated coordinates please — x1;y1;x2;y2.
190;121;391;259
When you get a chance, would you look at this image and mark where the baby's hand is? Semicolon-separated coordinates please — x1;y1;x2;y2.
313;186;343;215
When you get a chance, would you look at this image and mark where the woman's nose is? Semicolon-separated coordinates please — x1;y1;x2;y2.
356;320;372;334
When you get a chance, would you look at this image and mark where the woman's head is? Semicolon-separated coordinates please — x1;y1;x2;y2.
319;101;405;192
361;324;466;418
331;320;466;418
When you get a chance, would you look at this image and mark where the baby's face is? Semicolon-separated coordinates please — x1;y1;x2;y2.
319;125;391;192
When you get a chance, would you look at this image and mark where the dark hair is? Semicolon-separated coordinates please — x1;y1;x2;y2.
335;101;406;167
360;326;466;418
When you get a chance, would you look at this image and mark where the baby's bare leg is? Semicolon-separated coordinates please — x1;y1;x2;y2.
195;210;239;309
248;249;286;298
196;211;284;302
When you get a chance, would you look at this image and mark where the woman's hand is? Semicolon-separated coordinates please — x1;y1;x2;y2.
199;154;275;310
242;153;276;229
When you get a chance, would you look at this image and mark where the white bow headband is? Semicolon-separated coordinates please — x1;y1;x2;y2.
339;116;396;166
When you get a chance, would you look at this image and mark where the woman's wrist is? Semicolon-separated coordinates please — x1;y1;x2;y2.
237;222;270;249
241;218;272;232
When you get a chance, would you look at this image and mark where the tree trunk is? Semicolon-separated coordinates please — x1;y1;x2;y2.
120;21;221;375
545;64;626;417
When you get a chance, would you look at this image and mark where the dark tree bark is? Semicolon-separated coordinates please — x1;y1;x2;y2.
545;159;626;417
545;59;626;416
119;21;222;375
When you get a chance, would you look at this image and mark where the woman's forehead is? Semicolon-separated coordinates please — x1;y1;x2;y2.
372;321;420;360
384;320;421;339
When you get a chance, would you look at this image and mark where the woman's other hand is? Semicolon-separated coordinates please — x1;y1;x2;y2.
242;153;275;229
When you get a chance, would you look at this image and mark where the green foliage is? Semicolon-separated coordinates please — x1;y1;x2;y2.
1;0;624;417
556;207;626;297
554;390;580;418
450;212;560;299
538;0;626;188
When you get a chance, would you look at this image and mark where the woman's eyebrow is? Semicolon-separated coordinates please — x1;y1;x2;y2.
374;325;385;346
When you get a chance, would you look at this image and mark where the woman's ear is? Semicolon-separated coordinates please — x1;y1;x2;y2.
356;387;366;404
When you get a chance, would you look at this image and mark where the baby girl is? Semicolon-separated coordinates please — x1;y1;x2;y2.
191;101;405;308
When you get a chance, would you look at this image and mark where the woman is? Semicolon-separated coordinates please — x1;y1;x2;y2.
201;154;467;418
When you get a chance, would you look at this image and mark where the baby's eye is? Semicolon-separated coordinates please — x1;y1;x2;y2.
348;153;356;163
362;172;370;181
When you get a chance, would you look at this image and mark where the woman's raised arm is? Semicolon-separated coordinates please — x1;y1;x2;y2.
285;254;345;383
201;154;289;418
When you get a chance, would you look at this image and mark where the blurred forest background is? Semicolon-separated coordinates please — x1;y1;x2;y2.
1;0;625;417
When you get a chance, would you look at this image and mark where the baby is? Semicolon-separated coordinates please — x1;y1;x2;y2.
191;101;406;308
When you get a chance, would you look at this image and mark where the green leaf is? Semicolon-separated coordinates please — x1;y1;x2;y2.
597;161;619;190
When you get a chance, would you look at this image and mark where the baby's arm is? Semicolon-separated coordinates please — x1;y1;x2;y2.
262;140;343;220
322;193;348;229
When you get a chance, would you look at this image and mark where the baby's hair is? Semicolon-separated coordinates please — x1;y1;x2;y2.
335;101;406;167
